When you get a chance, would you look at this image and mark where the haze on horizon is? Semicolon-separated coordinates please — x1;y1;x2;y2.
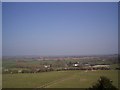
2;2;118;56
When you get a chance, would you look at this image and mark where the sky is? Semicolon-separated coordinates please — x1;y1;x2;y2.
2;2;118;56
0;2;2;58
1;0;120;2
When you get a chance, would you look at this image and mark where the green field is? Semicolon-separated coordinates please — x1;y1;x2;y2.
2;70;119;88
0;60;2;89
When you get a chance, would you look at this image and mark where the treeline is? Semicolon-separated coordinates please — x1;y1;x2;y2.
3;68;54;74
3;66;113;74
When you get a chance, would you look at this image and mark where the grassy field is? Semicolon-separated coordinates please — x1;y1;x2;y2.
0;67;1;89
0;60;2;89
2;70;119;88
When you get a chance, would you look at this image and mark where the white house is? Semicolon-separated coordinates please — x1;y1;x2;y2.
73;63;79;67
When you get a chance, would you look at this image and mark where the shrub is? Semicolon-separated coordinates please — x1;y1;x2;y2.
87;76;118;90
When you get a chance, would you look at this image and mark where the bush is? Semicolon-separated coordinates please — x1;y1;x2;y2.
87;76;118;90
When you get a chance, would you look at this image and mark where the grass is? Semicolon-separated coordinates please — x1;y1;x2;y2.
110;64;119;69
2;70;119;88
0;69;1;89
48;70;118;88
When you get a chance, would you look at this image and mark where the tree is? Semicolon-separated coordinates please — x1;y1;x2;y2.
87;76;118;90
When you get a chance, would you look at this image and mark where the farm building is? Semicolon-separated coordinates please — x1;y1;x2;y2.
91;65;110;70
44;65;50;68
18;70;22;73
92;65;109;68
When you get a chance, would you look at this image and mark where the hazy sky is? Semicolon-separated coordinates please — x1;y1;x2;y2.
3;2;118;56
0;2;2;58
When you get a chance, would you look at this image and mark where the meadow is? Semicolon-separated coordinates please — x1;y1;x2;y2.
2;70;119;88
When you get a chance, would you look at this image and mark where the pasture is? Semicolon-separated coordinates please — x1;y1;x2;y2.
2;70;119;88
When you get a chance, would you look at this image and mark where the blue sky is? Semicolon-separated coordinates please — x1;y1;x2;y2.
2;2;118;56
0;2;2;58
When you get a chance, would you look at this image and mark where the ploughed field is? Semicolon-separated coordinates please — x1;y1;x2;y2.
3;70;118;88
